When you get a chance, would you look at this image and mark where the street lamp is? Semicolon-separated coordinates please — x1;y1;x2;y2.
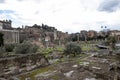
101;26;109;40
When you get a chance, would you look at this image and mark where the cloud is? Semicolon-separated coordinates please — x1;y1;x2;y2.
0;0;120;33
0;9;24;27
0;10;15;20
0;10;14;14
34;11;39;15
0;0;5;3
17;0;23;1
98;0;120;12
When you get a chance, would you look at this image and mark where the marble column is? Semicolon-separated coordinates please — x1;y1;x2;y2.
15;32;18;43
12;31;15;43
18;32;19;43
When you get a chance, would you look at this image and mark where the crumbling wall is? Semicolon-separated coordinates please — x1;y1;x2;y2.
0;53;49;78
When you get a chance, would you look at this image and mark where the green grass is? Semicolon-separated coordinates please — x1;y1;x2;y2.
37;47;64;56
37;47;54;55
76;59;85;64
51;75;59;80
79;43;99;51
82;46;98;51
54;47;64;52
19;65;54;80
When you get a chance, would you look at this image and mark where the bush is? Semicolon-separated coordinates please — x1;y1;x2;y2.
4;44;15;52
39;48;54;56
14;41;39;54
106;36;116;49
29;44;39;53
64;42;82;57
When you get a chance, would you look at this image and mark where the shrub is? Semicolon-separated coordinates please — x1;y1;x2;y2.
4;44;15;52
64;42;82;57
29;44;39;53
14;41;39;54
39;48;54;56
106;36;116;49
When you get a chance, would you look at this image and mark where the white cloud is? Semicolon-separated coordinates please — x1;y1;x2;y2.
0;0;120;33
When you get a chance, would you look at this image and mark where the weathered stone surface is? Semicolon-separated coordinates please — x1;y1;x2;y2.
0;53;49;78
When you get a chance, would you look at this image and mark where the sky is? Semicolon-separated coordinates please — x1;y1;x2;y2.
0;0;120;33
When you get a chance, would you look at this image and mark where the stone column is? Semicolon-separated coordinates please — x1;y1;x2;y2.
16;32;17;43
18;31;19;43
54;30;57;40
15;32;16;43
14;31;16;43
10;31;12;43
12;31;15;43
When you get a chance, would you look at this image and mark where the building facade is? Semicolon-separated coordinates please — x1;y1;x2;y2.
0;20;19;44
110;30;120;42
0;20;12;30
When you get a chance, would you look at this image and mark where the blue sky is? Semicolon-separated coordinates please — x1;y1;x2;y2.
0;10;14;14
0;0;120;33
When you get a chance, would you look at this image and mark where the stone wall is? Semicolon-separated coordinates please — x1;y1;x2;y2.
18;26;69;46
0;29;19;44
0;53;49;78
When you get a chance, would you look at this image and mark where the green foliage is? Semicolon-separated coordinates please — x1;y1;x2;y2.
14;41;39;54
82;45;98;51
29;44;39;53
107;36;116;44
64;42;82;57
54;47;64;52
4;44;15;52
38;47;54;56
0;32;4;47
106;36;116;49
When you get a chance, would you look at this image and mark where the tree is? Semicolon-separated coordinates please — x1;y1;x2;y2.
106;36;116;49
0;32;4;47
64;42;81;57
14;41;39;54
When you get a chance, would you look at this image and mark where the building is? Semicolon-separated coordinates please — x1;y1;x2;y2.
0;30;19;44
87;30;97;39
110;30;120;42
0;20;12;30
0;20;19;44
80;30;87;41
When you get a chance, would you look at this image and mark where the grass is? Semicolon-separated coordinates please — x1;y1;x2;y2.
37;47;54;56
82;46;98;51
54;58;65;64
51;75;59;80
19;65;54;80
37;47;64;56
54;47;64;52
80;43;99;51
76;59;85;65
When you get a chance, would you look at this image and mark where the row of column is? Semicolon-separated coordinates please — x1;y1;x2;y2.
0;30;19;44
12;31;19;43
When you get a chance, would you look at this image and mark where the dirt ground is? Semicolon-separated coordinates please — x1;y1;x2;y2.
15;53;120;80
